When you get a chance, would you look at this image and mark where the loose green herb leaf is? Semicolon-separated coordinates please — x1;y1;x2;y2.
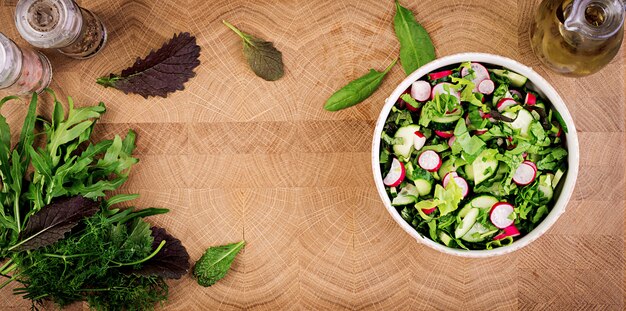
324;58;398;111
223;21;284;81
194;240;245;287
97;32;201;98
12;196;99;251
393;0;435;75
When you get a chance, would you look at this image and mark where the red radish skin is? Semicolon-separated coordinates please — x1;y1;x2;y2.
383;158;405;187
396;89;411;109
428;70;453;81
418;150;442;172
494;224;521;240
448;136;456;148
411;80;431;102
442;172;459;187
474;129;488;135
413;131;427;151
478;79;495;95
446;108;459;115
525;93;537;106
432;83;461;103
496;98;517;112
522;152;528;159
461;62;490;91
422;207;436;215
490;202;515;229
513;162;537;186
434;130;454;138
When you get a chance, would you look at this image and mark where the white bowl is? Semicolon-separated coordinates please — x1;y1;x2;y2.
371;53;579;258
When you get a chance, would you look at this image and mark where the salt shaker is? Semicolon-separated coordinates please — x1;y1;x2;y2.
0;32;52;95
15;0;107;59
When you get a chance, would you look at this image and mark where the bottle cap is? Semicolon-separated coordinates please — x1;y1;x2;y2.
15;0;83;48
0;33;22;89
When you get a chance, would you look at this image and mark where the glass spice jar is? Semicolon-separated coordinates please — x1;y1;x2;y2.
0;32;52;95
15;0;107;59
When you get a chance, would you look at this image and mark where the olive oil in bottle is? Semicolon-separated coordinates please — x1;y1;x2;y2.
530;0;624;76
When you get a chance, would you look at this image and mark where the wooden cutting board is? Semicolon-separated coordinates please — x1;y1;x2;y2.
1;0;624;309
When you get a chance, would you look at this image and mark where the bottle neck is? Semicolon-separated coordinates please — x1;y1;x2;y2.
562;0;625;39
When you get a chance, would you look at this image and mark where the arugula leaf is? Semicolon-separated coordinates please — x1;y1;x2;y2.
97;32;201;98
136;226;190;280
393;0;435;75
194;240;245;287
11;196;99;251
324;58;398;111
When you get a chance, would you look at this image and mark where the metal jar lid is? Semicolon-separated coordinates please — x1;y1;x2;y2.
15;0;83;49
0;33;23;89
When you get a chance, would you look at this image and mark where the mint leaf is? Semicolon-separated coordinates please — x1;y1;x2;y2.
97;32;201;98
194;240;245;287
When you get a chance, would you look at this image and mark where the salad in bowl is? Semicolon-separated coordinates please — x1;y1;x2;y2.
372;53;578;257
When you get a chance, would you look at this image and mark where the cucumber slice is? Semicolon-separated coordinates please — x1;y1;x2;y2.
389;187;398;196
439;231;453;246
392;195;417;206
461;223;496;243
458;203;472;218
455;208;479;238
393;125;421;158
509;109;534;137
464;164;474;181
491;69;528;88
414;179;433;196
538;175;554;202
470;195;499;209
438;158;457;180
432;108;463;124
553;168;565;189
472;150;499;185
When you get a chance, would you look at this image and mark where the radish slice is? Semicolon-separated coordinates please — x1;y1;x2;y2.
447;136;456;148
490;202;515;229
478;79;495;95
413;131;427;151
496;98;517;112
411;80;431;102
434;130;454;138
461;62;490;90
442;172;459;187
523;160;537;172
479;111;496;122
383;158;405;187
525;93;537;106
428;70;453;81
509;89;523;99
513;162;537;186
422;207;437;215
432;83;461;103
474;129;488;135
494;224;521;240
418;150;441;172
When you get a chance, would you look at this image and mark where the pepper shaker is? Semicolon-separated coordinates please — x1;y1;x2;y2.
0;32;52;95
15;0;107;59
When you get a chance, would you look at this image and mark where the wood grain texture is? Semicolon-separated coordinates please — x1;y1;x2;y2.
1;0;625;310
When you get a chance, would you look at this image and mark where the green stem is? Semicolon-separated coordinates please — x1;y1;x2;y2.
0;272;21;289
383;58;399;75
110;240;165;267
222;20;253;45
42;253;97;260
13;193;20;233
0;259;13;273
0;263;17;276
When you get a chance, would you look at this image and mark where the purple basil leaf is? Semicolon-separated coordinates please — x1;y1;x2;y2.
134;226;190;279
97;32;201;98
15;196;99;251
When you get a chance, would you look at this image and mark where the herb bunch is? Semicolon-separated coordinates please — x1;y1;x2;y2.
0;91;190;310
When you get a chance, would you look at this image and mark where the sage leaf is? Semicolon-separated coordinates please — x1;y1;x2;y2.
394;0;435;75
11;196;99;251
324;58;398;111
193;240;245;287
97;32;201;98
223;21;284;81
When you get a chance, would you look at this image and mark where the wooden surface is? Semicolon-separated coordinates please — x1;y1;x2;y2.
1;0;625;310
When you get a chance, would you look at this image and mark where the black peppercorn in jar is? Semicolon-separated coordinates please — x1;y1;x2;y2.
15;0;107;59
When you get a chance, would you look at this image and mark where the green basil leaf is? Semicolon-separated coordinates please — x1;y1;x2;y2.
223;21;284;81
324;58;398;111
393;0;435;75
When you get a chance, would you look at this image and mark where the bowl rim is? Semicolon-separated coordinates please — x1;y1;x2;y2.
371;52;579;258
